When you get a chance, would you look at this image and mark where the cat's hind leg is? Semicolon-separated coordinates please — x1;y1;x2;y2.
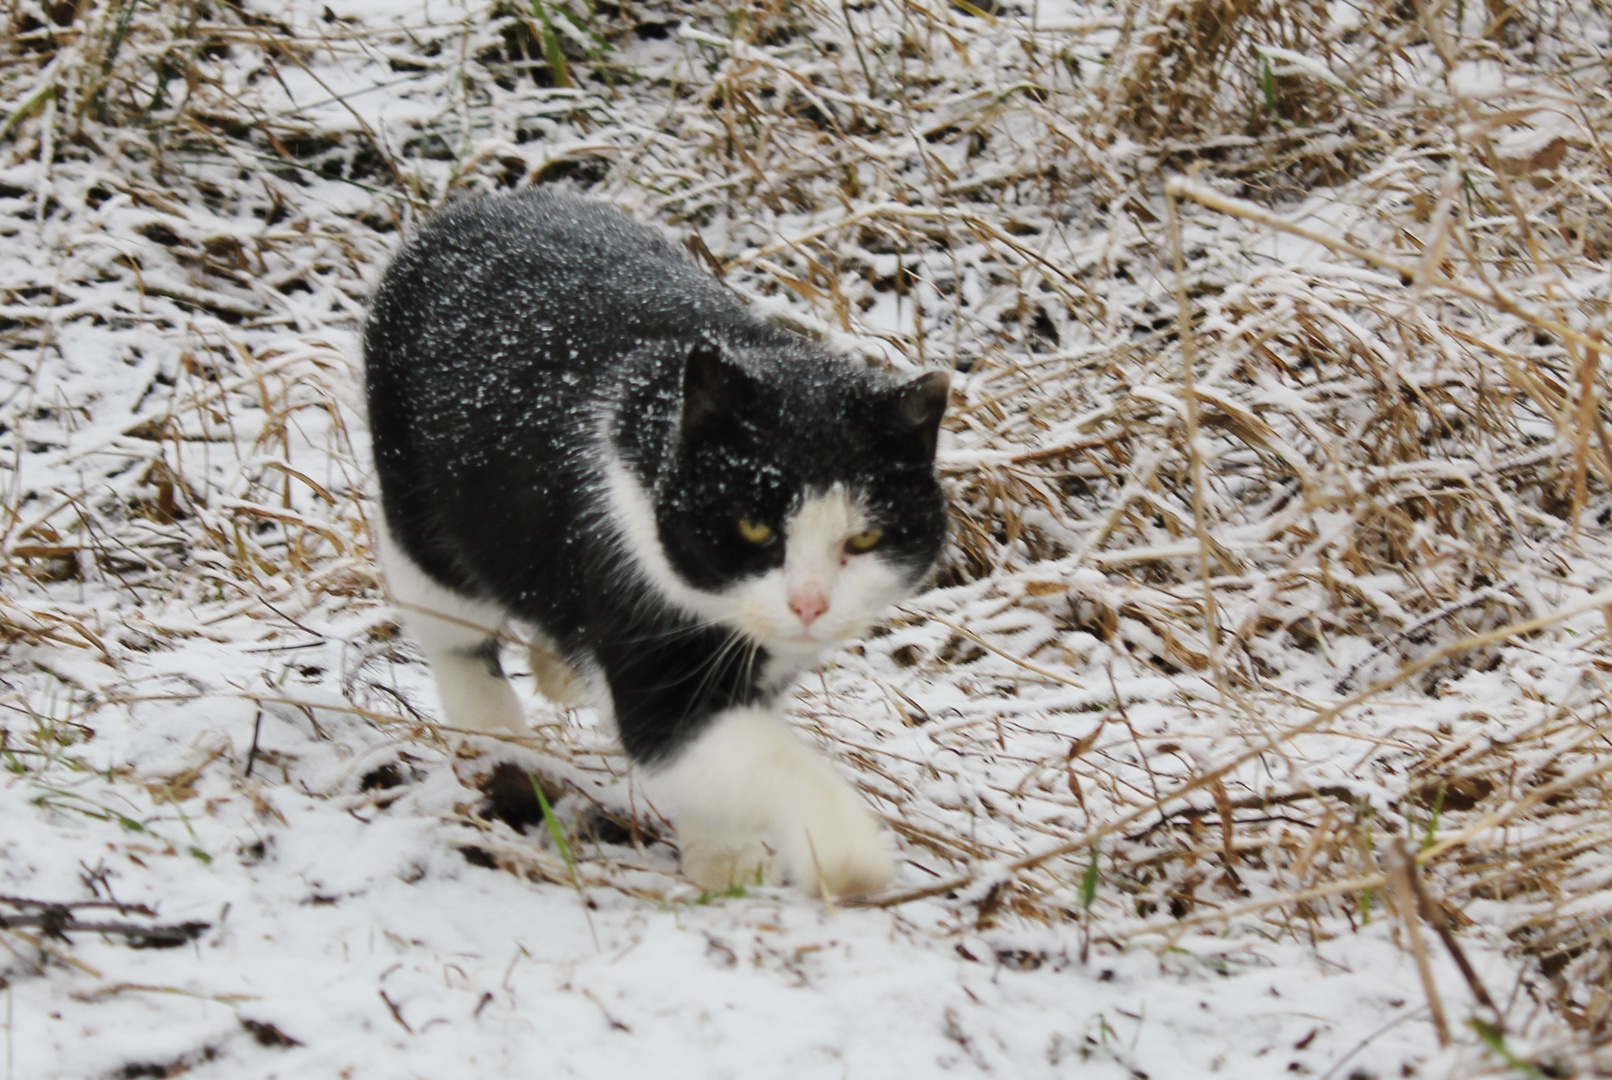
650;705;896;898
526;636;587;707
376;530;528;735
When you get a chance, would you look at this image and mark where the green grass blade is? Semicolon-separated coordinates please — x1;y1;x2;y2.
1081;843;1100;909
529;770;579;887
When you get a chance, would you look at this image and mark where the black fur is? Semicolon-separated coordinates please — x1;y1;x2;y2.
365;189;947;764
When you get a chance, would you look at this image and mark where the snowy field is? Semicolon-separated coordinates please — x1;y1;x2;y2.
3;0;1611;1076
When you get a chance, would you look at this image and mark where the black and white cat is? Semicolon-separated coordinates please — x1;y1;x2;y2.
364;189;948;897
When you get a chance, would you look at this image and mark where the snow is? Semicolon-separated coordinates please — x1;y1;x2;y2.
0;741;1490;1080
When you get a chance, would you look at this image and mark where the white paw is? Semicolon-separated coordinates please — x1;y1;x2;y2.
528;643;587;706
652;706;898;899
429;649;529;734
676;823;782;892
779;793;897;899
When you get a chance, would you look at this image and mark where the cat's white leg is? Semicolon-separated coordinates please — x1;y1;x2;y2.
650;705;896;897
375;529;527;735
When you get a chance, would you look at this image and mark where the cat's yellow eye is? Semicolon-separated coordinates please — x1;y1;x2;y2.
845;527;883;554
737;518;775;546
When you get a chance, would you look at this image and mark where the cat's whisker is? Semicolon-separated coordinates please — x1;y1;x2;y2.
682;632;753;712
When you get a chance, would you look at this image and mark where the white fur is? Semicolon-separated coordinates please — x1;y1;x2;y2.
375;526;530;735
648;705;895;896
603;456;742;628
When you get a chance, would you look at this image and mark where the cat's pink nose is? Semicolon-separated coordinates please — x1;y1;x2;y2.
789;587;829;627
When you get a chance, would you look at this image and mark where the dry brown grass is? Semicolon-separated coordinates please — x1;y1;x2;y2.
3;0;1612;1068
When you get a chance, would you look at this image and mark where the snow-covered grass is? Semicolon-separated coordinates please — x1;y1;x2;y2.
3;0;1611;1075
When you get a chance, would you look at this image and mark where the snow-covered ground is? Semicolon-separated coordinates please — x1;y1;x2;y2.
3;1;1610;1076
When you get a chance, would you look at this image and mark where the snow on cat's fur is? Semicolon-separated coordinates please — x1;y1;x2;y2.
364;189;949;896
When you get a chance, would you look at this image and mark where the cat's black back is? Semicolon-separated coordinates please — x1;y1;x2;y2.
365;188;945;762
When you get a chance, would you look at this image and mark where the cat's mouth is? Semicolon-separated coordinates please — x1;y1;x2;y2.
758;625;826;647
776;618;863;648
741;617;838;649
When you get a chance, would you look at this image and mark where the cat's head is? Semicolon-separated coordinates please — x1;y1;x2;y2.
611;341;949;654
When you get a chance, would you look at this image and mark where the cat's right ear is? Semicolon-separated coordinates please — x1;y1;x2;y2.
681;341;754;432
889;370;950;460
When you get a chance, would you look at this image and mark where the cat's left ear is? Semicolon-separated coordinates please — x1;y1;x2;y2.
889;370;950;460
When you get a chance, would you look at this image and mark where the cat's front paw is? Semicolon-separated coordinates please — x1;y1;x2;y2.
780;791;897;899
653;705;899;899
677;829;782;893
